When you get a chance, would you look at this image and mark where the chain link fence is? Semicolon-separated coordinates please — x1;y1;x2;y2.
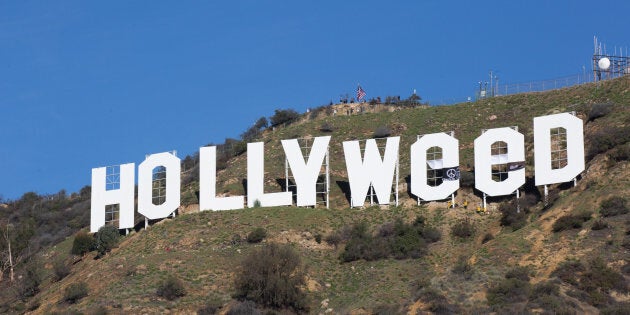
426;72;628;106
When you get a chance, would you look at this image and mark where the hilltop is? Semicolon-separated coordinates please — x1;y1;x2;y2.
1;77;629;314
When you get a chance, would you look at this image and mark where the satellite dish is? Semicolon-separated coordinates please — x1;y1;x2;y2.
598;57;610;70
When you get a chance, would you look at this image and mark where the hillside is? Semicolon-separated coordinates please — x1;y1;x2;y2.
2;77;630;314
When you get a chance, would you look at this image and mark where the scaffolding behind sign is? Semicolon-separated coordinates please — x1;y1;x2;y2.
285;137;330;208
350;137;399;207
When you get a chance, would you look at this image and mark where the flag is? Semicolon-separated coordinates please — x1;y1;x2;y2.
442;166;460;181
356;85;366;101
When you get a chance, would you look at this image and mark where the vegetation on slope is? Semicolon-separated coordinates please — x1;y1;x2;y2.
0;77;629;314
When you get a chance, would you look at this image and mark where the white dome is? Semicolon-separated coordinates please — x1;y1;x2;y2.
598;57;611;70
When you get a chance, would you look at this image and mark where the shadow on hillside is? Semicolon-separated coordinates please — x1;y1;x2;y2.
336;181;352;205
275;178;297;203
404;175;416;199
469;176;544;209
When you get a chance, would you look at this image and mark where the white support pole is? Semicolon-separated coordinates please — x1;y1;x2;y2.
285;158;289;193
516;189;520;213
483;193;487;211
450;130;456;210
544;185;549;206
325;148;330;209
395;156;399;206
145;217;148;230
370;185;374;206
573;177;577;187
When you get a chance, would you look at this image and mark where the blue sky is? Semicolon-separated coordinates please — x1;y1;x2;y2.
1;1;629;200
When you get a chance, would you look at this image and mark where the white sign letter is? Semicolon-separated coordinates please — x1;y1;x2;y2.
138;152;181;220
199;146;245;210
474;128;525;196
281;136;331;206
247;142;292;207
90;163;135;232
534;113;585;186
410;133;459;201
343;137;399;207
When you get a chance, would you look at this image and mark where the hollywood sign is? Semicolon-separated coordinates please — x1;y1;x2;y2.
90;113;584;232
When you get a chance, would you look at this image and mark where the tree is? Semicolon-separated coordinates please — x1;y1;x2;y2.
95;225;120;256
79;185;91;200
1;219;34;282
234;243;308;310
253;117;268;130
71;231;95;256
269;109;300;127
407;93;421;105
156;275;187;300
1;220;14;282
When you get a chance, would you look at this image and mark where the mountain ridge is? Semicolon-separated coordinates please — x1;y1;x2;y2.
1;77;629;314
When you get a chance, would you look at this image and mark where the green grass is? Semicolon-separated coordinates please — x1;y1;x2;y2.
24;76;630;314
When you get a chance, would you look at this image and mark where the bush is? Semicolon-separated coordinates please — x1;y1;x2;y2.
156;275;187;300
413;215;427;227
314;233;322;244
600;196;628;217
341;220;434;262
505;266;530;282
373;126;392;138
52;259;71;282
415;288;460;314
234;243;307;311
450;218;475;239
270;109;300;127
552;258;628;307
482;233;494;244
552;214;589;232
227;300;261;315
390;227;426;259
499;202;528;231
95;225;120;256
71;230;95;256
324;232;342;248
552;260;585;286
591;219;609;230
420;226;442;243
246;227;267;243
608;143;630;162
587;258;628;294
64;282;88;304
341;229;389;262
452;255;474;280
487;278;530;307
601;302;630;315
15;261;42;300
198;302;221;315
319;122;334;132
587;126;630;161
530;281;560;299
588;103;613;122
